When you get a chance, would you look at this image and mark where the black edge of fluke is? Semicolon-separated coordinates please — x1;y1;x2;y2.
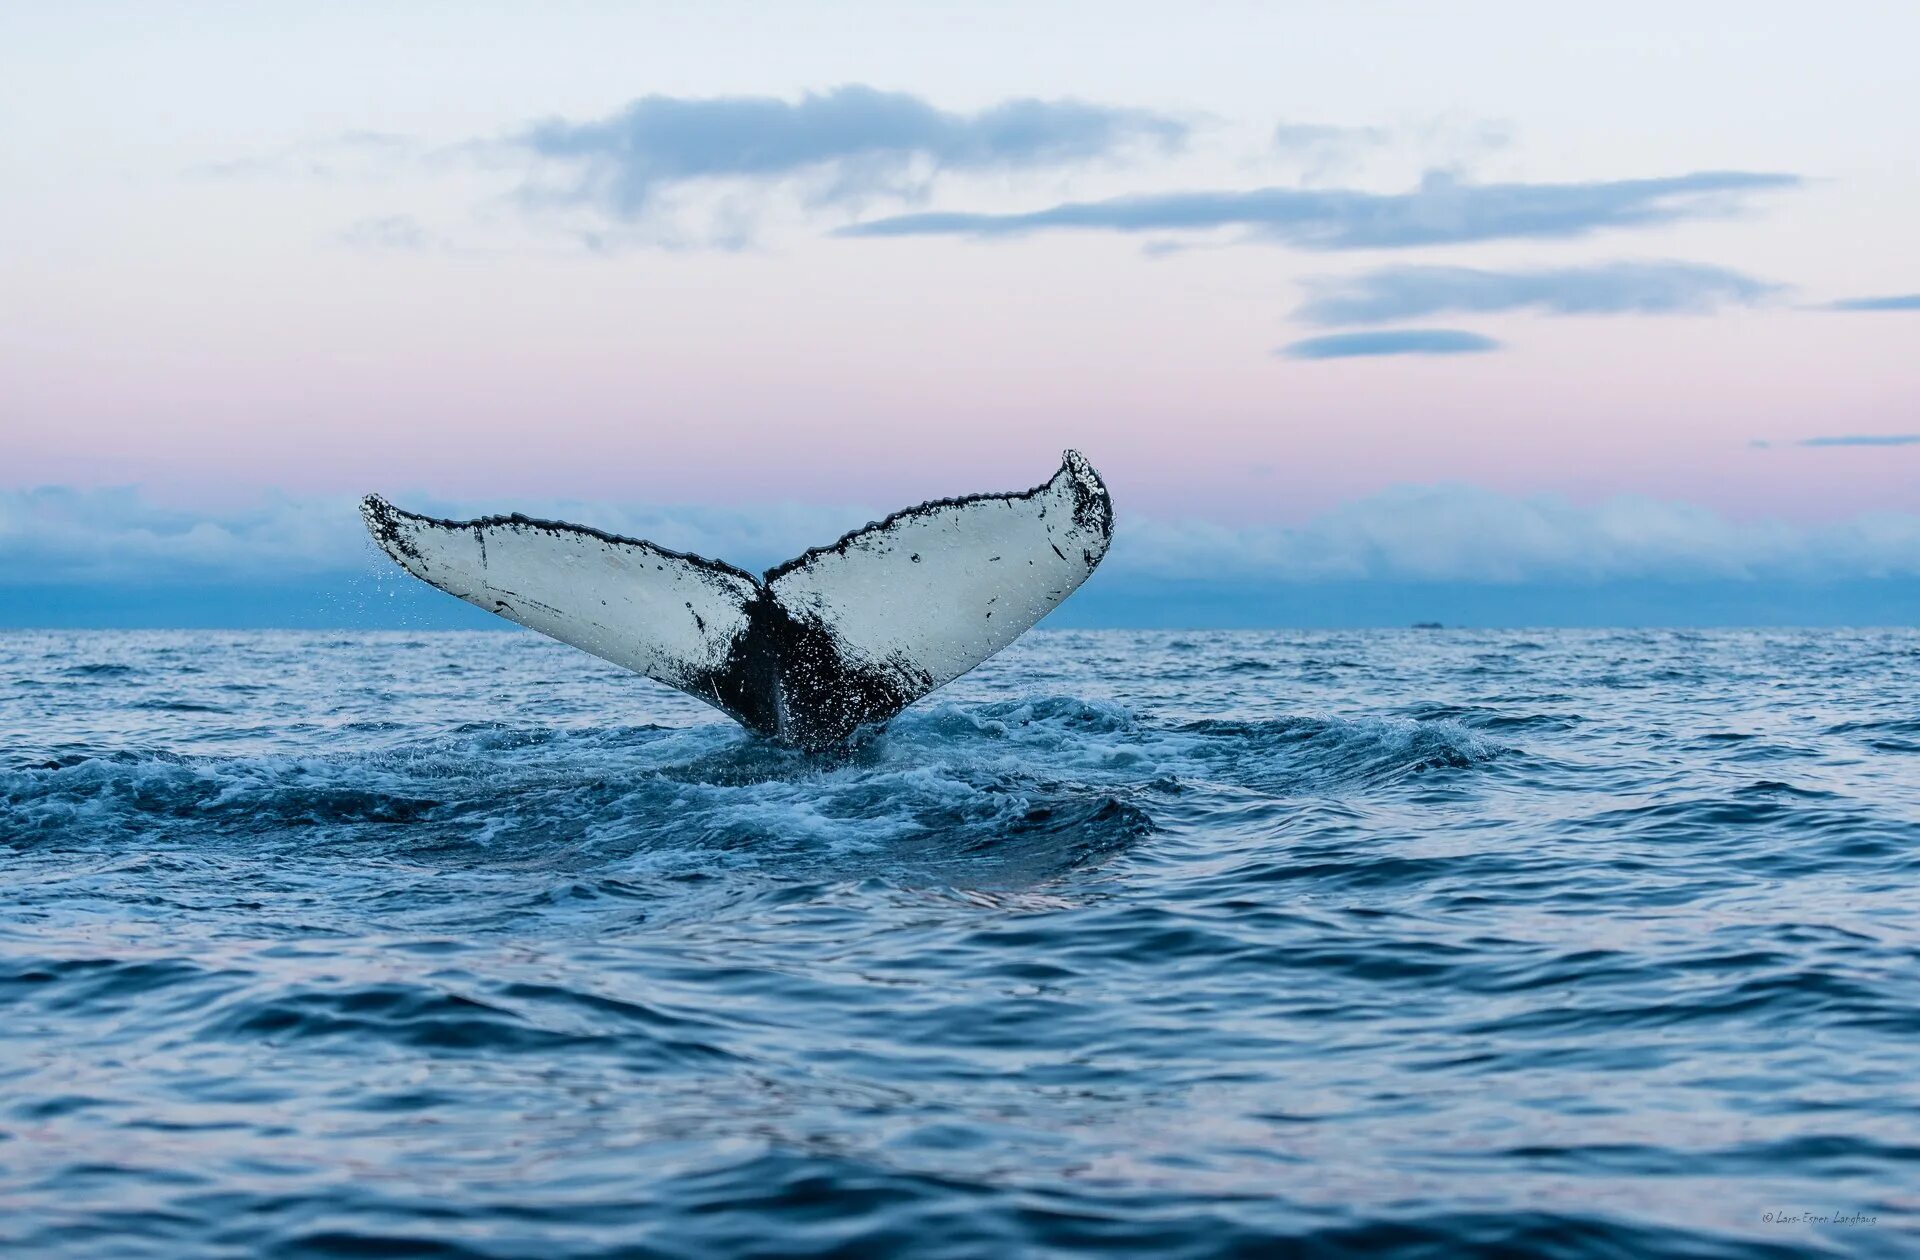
358;493;762;585
761;449;1113;585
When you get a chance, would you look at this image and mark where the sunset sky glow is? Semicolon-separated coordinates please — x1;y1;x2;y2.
4;2;1916;624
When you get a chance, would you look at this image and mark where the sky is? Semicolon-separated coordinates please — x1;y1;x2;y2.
3;1;1917;626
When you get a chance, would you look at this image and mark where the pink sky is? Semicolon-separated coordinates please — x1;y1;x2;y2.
4;3;1917;528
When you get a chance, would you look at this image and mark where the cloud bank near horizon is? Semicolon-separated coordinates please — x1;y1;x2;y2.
10;483;1919;593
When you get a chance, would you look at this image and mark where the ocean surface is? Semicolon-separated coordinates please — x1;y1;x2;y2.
4;628;1918;1259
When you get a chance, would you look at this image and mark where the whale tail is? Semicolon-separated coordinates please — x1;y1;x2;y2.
362;450;1113;750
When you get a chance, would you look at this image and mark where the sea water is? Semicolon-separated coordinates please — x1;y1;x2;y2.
3;628;1917;1258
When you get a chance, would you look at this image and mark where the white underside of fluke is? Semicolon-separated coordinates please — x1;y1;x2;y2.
764;452;1111;693
362;450;1113;750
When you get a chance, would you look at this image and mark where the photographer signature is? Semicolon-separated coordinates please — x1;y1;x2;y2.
1762;1211;1878;1227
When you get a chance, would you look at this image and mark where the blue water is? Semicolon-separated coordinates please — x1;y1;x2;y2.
4;629;1918;1259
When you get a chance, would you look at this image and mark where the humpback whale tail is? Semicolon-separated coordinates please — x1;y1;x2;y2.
361;450;1113;751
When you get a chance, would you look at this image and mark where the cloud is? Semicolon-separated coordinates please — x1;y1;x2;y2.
838;169;1801;247
1112;485;1920;584
1823;294;1920;312
1272;121;1390;152
1798;434;1920;447
1280;329;1500;359
0;487;877;586
20;482;1917;595
508;85;1188;220
338;215;434;252
0;488;370;584
1269;117;1510;182
1269;121;1391;180
1295;260;1782;326
12;484;1920;626
198;131;420;179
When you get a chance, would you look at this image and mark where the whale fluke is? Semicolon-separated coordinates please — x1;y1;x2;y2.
361;450;1113;750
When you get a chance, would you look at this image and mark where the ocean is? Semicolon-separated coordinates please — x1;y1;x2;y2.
3;628;1917;1258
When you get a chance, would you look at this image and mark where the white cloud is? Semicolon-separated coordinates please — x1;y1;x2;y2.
0;488;873;585
1;488;368;583
1112;485;1920;583
7;483;1918;589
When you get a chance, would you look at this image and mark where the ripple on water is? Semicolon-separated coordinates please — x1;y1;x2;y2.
2;628;1918;1259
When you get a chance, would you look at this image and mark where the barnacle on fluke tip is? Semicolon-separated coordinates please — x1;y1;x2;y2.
362;451;1113;751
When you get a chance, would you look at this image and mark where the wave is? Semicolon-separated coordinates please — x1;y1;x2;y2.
2;700;1505;893
9;630;1919;1259
10;1151;1853;1260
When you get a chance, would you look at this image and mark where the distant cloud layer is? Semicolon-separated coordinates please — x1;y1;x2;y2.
1823;294;1920;312
509;85;1188;218
1798;434;1920;447
1;488;862;586
3;488;369;585
1113;485;1920;585
1296;260;1781;326
1280;329;1500;359
840;170;1801;248
14;483;1917;597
